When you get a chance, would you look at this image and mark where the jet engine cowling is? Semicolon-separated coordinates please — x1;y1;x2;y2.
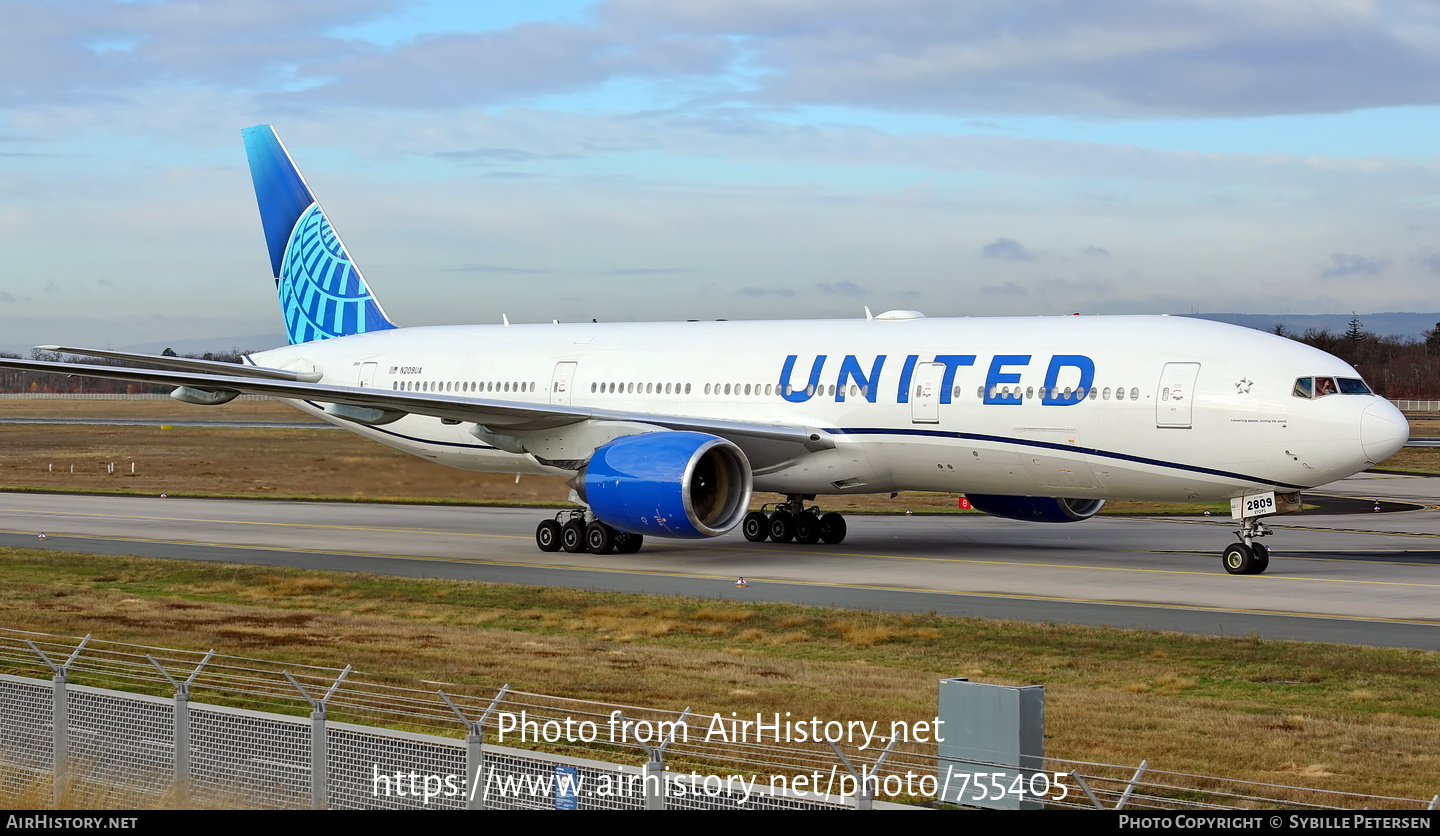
575;432;753;538
964;494;1105;523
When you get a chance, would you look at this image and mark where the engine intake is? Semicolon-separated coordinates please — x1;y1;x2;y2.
575;432;753;538
965;494;1105;523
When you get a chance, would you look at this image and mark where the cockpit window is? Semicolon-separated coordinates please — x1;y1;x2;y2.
1294;376;1373;398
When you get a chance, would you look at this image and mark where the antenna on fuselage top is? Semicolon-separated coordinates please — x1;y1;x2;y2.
864;306;873;320
502;314;509;326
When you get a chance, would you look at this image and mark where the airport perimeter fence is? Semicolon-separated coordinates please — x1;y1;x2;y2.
0;629;1435;812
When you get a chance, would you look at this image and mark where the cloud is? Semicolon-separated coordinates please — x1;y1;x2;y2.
1082;245;1111;258
1415;250;1440;276
605;267;696;276
611;0;1440;117
11;1;1437;119
981;237;1035;260
981;282;1027;296
434;148;582;164
0;0;392;106
292;20;733;108
437;264;552;274
1037;277;1111;294
737;286;795;297
816;280;865;295
0;291;18;303
1318;253;1389;278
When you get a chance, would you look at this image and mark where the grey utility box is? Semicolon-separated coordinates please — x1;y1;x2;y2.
936;678;1045;810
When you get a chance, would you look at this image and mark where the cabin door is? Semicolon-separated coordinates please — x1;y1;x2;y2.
551;362;578;405
1156;362;1200;428
910;362;944;424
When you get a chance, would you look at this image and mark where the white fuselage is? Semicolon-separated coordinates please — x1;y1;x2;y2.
251;313;1404;503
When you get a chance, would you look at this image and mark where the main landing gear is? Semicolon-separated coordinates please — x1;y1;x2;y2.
1221;517;1272;575
535;509;643;555
741;495;848;545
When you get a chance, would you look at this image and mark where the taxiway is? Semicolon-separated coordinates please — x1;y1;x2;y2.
3;472;1438;649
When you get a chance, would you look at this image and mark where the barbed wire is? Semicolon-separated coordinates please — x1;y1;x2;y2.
1;627;1432;811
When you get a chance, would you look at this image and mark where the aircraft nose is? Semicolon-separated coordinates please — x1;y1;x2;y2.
1361;400;1409;463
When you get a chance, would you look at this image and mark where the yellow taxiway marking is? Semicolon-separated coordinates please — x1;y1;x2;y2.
1153;515;1440;539
7;521;1440;592
687;537;1440;584
9;529;1436;627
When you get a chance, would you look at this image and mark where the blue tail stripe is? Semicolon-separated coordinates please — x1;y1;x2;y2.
242;126;314;279
243;125;398;344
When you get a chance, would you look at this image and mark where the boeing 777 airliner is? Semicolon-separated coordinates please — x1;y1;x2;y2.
0;126;1409;575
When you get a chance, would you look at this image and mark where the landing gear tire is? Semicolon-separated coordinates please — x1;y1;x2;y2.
586;522;616;555
794;513;821;544
818;512;847;545
536;519;561;552
742;511;768;542
561;519;587;553
1250;542;1270;574
1222;542;1256;575
614;531;644;554
768;511;796;543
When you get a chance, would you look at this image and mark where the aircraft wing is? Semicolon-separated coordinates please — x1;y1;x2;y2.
33;345;322;381
0;356;833;468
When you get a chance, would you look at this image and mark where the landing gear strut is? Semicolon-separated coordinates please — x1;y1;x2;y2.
536;510;642;555
1222;518;1272;575
742;495;848;546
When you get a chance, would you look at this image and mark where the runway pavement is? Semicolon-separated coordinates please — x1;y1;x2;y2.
2;473;1438;649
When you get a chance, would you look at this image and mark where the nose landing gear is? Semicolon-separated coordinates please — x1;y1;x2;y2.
1222;518;1272;575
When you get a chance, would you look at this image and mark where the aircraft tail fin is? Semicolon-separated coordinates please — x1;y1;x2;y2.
241;125;397;344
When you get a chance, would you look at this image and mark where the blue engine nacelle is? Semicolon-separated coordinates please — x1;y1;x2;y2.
964;494;1105;523
575;432;754;538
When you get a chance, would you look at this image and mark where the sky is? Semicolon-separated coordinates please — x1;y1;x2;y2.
2;0;1440;349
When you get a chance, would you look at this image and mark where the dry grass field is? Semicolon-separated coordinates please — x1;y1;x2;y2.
2;548;1438;804
0;399;574;504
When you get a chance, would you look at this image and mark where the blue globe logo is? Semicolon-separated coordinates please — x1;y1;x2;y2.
278;203;389;343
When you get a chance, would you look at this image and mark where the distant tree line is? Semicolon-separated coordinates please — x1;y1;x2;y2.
1276;315;1440;398
0;349;250;395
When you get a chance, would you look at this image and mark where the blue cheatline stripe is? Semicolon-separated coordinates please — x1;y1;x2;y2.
824;427;1309;491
